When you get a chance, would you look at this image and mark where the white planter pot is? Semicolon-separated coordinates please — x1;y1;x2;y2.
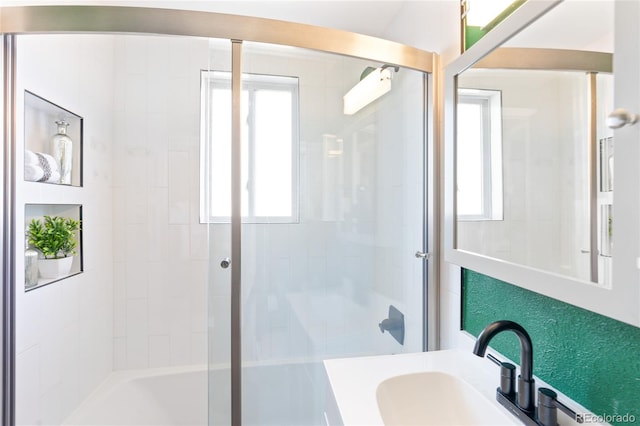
39;256;73;279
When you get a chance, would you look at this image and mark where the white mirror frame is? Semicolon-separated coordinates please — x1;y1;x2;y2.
444;0;640;327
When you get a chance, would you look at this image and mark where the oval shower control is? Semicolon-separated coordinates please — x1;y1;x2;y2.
220;258;231;269
607;108;638;129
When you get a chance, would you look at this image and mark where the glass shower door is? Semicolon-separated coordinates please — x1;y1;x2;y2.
238;42;427;425
203;39;428;426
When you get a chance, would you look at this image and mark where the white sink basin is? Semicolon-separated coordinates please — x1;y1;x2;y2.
323;350;518;426
376;371;513;425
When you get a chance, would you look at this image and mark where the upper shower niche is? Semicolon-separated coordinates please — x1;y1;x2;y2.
24;90;83;187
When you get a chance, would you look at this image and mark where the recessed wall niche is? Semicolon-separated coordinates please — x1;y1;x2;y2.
24;204;83;291
24;90;83;187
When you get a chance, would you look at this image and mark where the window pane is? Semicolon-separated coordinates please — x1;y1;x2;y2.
241;90;249;216
254;89;293;217
210;87;232;217
457;102;484;216
209;89;250;217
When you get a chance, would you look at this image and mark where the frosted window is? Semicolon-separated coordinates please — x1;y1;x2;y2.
201;71;299;223
457;88;503;221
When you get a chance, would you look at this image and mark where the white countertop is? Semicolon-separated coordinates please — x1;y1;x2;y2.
323;349;591;426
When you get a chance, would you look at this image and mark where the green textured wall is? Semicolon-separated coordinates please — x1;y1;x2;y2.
462;269;640;425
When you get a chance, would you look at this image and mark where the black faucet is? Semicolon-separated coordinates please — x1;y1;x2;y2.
473;320;582;426
473;320;535;412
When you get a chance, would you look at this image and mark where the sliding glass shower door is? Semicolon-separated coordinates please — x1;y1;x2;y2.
204;40;429;425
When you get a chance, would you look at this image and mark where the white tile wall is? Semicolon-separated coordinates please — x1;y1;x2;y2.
112;35;210;370
15;34;115;425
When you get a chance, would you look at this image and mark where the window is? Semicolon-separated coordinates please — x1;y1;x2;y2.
457;88;503;221
200;71;299;223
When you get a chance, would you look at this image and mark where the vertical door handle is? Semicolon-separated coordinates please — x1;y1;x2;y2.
415;251;430;259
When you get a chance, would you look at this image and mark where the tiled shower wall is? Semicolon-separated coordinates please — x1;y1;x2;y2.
15;35;115;425
112;35;211;369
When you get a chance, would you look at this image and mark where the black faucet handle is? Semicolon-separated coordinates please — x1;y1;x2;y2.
538;388;583;426
486;354;516;397
486;353;502;366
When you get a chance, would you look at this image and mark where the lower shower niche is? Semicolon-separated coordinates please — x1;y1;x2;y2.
24;203;83;291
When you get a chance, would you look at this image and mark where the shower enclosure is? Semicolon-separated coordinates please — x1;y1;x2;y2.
1;7;436;425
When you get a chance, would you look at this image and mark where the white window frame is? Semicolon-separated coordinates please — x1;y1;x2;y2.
457;88;503;221
200;70;300;224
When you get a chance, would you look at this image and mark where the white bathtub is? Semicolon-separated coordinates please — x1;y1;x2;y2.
62;361;327;425
62;365;208;425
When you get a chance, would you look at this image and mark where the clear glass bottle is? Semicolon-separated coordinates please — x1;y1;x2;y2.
51;120;73;185
25;237;39;289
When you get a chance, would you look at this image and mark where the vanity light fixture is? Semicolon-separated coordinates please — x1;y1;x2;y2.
465;0;521;28
343;65;398;115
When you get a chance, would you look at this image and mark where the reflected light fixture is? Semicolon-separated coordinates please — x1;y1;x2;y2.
343;65;398;115
465;0;518;28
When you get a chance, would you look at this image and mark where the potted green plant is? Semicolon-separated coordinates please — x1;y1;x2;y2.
27;215;80;279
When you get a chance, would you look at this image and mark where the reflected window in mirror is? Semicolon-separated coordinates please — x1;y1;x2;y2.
457;88;503;221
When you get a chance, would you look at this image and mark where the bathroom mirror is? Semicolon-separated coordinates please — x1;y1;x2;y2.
456;50;613;285
445;0;640;327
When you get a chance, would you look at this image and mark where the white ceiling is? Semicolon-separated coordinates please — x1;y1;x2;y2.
506;0;614;52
